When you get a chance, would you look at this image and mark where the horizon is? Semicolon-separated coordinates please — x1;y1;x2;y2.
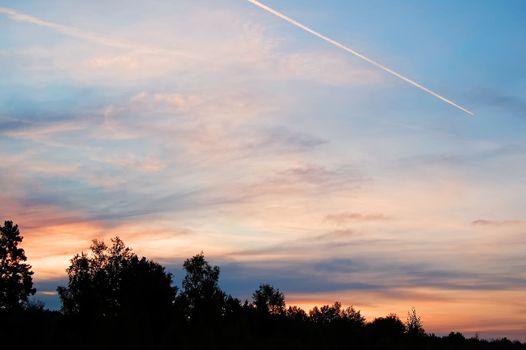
1;0;525;341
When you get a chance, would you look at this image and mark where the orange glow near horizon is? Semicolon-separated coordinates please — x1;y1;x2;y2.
287;288;526;339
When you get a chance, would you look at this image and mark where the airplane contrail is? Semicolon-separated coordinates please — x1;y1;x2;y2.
0;6;196;59
247;0;474;116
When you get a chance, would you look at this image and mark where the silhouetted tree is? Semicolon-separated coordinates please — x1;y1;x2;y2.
445;331;466;348
223;294;243;319
405;307;425;349
406;307;425;336
252;283;285;315
368;313;406;349
0;220;35;311
57;237;176;322
310;302;344;325
178;252;226;322
117;255;177;319
286;306;308;322
340;304;366;326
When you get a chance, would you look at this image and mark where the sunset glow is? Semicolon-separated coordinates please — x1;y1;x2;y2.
1;0;525;341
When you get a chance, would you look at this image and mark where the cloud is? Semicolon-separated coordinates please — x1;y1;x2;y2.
472;219;526;227
89;55;138;70
279;166;333;184
0;6;196;59
2;120;90;140
398;144;524;169
467;88;526;119
279;51;384;86
325;212;390;224
216;164;364;207
312;229;355;241
1;4;386;88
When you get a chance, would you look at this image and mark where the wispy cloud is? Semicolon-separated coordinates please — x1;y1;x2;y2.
467;88;526;119
326;212;390;224
472;219;526;227
247;0;474;115
1;4;386;88
0;6;196;58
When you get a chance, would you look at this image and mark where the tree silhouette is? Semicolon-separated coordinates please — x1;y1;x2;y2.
57;237;176;322
309;302;358;325
178;252;226;322
368;313;406;349
0;220;35;311
285;305;308;322
252;283;285;315
340;304;366;326
406;307;425;336
405;307;426;349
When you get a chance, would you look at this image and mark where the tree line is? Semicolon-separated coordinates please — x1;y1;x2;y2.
1;220;525;349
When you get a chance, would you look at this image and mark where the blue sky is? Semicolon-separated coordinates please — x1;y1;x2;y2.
1;0;525;340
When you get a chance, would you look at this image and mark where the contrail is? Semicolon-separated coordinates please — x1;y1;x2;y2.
247;0;474;116
0;6;143;51
0;6;195;59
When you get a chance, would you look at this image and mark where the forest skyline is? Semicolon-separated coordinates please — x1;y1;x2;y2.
1;223;524;348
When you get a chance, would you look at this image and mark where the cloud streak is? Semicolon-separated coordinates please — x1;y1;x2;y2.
247;0;474;116
326;212;390;224
0;6;195;59
472;219;526;227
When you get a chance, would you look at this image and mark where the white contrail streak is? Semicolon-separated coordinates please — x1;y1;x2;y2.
247;0;474;116
0;7;195;59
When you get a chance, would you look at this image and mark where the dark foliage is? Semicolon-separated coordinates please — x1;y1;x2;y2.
57;237;176;319
178;252;226;324
368;314;407;349
55;237;176;348
252;283;285;315
0;220;35;311
406;307;425;337
1;228;525;349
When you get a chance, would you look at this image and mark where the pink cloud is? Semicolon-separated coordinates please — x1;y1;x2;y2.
326;212;390;224
472;219;526;227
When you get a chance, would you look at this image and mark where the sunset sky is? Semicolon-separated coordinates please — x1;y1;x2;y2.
1;0;525;340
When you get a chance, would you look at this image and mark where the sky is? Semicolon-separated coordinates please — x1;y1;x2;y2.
1;0;525;341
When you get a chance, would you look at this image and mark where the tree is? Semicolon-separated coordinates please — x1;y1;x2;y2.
252;283;285;315
117;255;177;325
341;305;366;327
286;306;308;322
309;302;344;325
0;220;35;311
368;313;406;346
178;252;226;322
57;237;176;321
406;307;425;337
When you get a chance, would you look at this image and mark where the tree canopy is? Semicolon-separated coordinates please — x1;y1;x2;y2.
178;252;226;322
57;237;176;322
0;220;35;311
406;307;425;337
252;283;285;315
